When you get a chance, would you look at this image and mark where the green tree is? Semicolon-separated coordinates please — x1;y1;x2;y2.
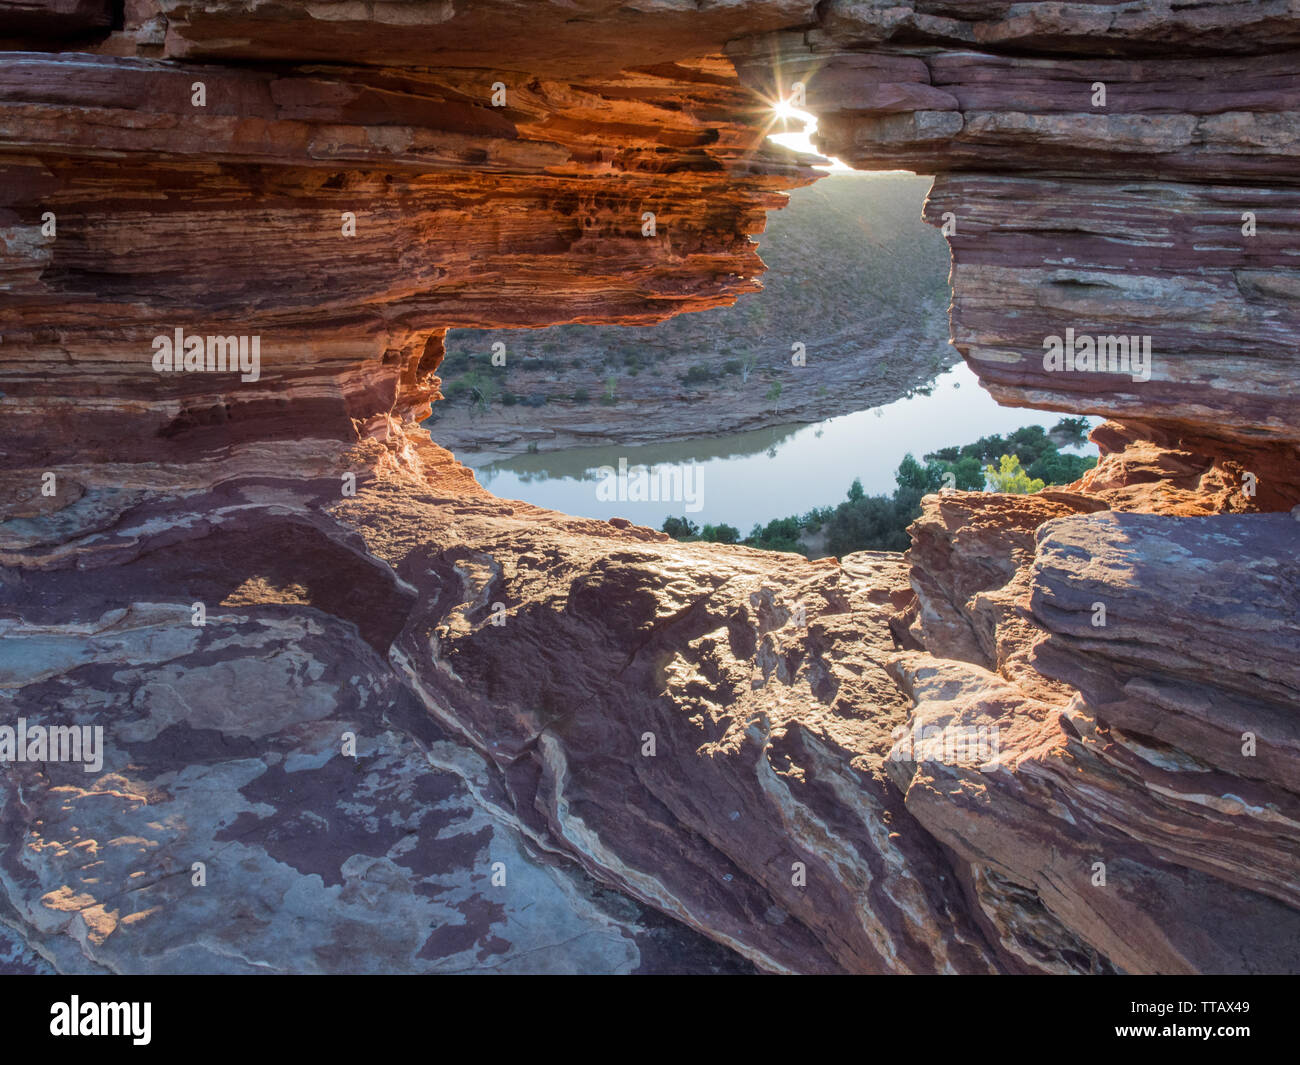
800;505;834;533
745;516;804;553
823;495;912;555
894;453;946;500
1028;451;1097;486
1005;425;1054;467
984;454;1046;494
661;516;699;540
700;523;741;544
1051;416;1091;448
935;454;984;490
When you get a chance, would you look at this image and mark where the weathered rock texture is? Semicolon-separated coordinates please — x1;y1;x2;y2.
430;172;955;463
1;1;1298;973
731;1;1300;500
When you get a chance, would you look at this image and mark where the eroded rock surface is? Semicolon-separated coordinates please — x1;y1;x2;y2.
2;0;1298;974
890;508;1300;974
1;448;1001;972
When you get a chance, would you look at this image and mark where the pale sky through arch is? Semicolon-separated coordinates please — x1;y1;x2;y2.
765;103;851;171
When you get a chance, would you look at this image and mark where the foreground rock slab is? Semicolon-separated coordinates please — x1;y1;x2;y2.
890;505;1300;973
3;453;1002;972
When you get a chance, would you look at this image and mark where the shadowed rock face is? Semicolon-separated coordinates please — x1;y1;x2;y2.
2;0;1299;973
0;46;818;467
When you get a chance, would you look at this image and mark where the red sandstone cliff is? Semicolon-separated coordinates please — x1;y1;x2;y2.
0;0;1297;973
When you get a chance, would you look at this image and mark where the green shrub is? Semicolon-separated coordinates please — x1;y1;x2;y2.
800;506;834;533
681;365;716;386
824;494;912;554
744;516;805;554
1028;451;1097;485
700;523;741;545
662;516;699;540
444;370;496;409
984;454;1046;494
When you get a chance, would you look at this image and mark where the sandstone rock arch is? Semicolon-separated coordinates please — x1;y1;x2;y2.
0;0;1296;974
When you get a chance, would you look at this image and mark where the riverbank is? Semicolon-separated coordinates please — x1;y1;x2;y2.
472;361;1101;533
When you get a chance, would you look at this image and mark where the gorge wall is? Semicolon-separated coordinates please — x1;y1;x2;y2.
1;0;1297;973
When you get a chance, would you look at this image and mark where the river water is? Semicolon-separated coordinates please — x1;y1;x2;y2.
472;361;1099;532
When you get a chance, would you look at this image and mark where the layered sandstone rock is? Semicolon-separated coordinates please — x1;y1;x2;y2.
0;46;818;468
0;444;1005;973
889;507;1300;974
731;2;1300;491
729;2;1300;971
2;0;1298;974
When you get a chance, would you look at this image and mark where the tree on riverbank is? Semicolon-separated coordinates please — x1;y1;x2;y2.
663;418;1096;557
